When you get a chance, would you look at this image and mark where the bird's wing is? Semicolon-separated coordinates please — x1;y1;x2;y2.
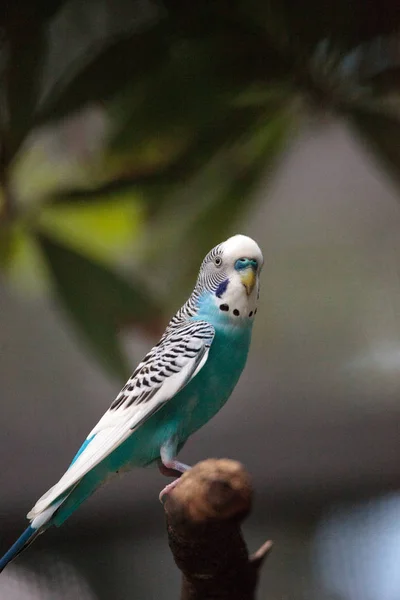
29;321;215;517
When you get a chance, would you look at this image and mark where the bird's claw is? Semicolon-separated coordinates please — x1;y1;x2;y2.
159;478;181;503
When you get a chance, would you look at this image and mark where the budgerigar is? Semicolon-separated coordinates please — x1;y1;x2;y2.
0;234;263;572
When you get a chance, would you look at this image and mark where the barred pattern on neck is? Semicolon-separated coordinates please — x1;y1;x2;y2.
169;243;226;325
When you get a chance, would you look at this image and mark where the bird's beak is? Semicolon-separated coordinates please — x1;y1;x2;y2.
240;268;257;296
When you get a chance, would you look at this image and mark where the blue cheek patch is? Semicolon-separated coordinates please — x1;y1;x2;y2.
215;279;229;298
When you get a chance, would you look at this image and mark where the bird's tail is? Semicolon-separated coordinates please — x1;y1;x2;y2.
0;525;42;573
1;462;106;572
0;497;66;573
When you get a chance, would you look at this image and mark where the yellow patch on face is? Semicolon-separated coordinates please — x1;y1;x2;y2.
240;269;256;296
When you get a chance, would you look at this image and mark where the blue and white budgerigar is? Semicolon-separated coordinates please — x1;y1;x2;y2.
0;234;263;572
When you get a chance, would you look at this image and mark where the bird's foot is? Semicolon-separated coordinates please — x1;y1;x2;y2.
158;463;182;478
158;459;191;503
159;478;182;503
158;459;190;479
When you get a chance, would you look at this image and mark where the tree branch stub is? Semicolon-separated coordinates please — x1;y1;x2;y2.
164;459;271;600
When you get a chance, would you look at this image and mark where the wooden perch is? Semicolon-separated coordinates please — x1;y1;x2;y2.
163;459;272;600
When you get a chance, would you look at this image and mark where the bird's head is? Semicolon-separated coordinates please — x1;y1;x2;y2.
195;234;263;323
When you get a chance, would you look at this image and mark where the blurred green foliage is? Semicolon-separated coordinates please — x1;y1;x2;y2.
0;0;400;378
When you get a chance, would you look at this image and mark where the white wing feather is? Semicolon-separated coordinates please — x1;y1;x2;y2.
28;322;214;519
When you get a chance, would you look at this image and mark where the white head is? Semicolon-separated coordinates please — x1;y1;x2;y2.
195;234;264;323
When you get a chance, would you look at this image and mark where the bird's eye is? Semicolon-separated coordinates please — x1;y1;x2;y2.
214;256;222;267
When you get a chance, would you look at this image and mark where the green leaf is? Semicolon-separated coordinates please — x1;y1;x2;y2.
36;23;167;126
0;224;51;294
6;25;48;158
46;170;185;208
38;195;144;265
0;226;15;270
38;233;161;380
106;30;282;156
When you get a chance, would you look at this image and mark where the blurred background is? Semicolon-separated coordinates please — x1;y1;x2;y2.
1;1;400;598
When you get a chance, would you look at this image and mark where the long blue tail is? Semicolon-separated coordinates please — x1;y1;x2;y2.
0;526;40;573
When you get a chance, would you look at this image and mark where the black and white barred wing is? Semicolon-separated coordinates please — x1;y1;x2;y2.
29;321;214;517
92;320;215;433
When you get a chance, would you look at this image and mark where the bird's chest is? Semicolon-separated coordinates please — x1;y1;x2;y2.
199;327;250;393
174;325;252;437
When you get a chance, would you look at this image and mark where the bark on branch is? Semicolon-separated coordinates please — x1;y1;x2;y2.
163;459;272;600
